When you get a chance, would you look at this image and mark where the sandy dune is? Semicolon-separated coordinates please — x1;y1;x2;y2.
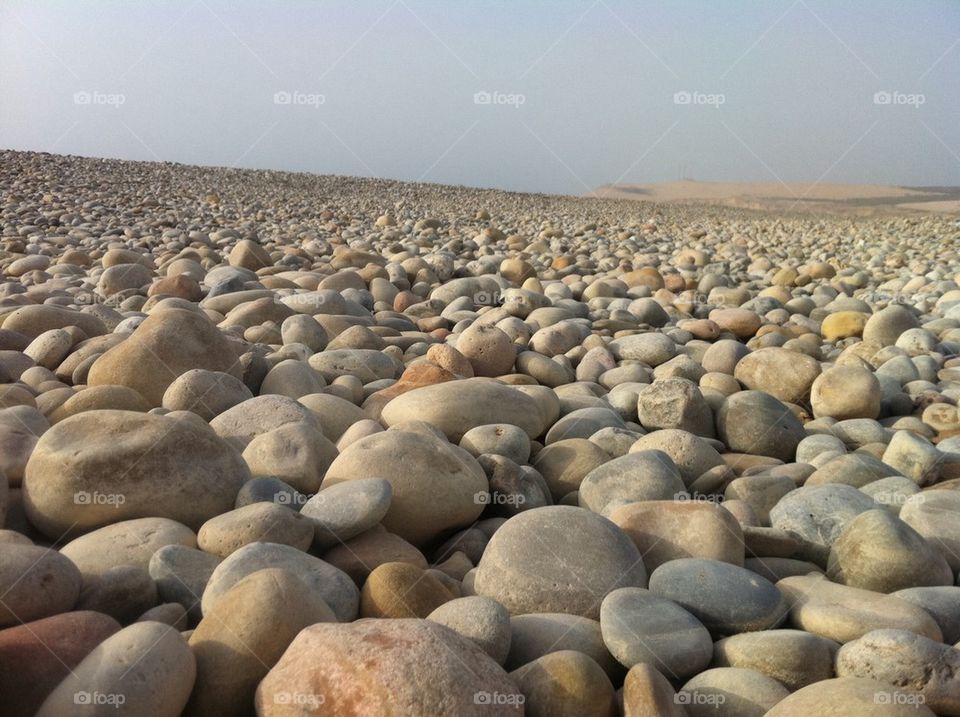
591;180;960;215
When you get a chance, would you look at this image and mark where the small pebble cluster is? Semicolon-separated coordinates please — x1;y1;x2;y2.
1;149;960;716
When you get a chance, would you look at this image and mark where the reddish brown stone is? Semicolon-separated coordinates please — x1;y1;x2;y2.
0;610;120;717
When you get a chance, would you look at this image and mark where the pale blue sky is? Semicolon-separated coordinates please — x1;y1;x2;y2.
1;0;958;193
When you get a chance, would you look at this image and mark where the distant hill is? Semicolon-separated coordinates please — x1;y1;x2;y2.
589;180;960;216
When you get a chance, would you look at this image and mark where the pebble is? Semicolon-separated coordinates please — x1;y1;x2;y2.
474;506;647;619
201;541;358;621
197;502;314;558
23;410;250;537
734;347;821;404
36;621;196;717
712;629;839;691
811;366;882;420
427;596;512;665
300;477;392;548
510;650;615;717
379;377;545;440
599;587;712;678
255;619;523;716
0;611;120;716
716;390;805;461
5;150;960;714
648;558;787;635
59;517;196;581
766;676;936;716
836;628;960;715
899;490;960;571
186;568;335;716
506;612;620;677
677;667;790;717
769;484;878;547
240;422;338;494
609;500;744;571
777;574;943;642
0;545;81;627
321;429;486;546
827;508;953;592
360;561;456;618
87;308;241;406
578;451;686;515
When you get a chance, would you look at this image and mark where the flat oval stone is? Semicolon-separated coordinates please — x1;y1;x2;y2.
766;676;936;716
197;502;314;558
678;667;790;717
600;587;712;678
712;629;839;691
648;558;787;635
380;377;545;441
777;574;943;643
300;478;392;549
23;410;251;538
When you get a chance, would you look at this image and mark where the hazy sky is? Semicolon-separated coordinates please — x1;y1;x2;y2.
2;0;958;194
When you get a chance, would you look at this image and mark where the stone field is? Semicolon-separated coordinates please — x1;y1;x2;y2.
1;149;960;715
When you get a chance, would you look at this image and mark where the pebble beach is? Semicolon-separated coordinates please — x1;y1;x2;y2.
1;148;960;715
